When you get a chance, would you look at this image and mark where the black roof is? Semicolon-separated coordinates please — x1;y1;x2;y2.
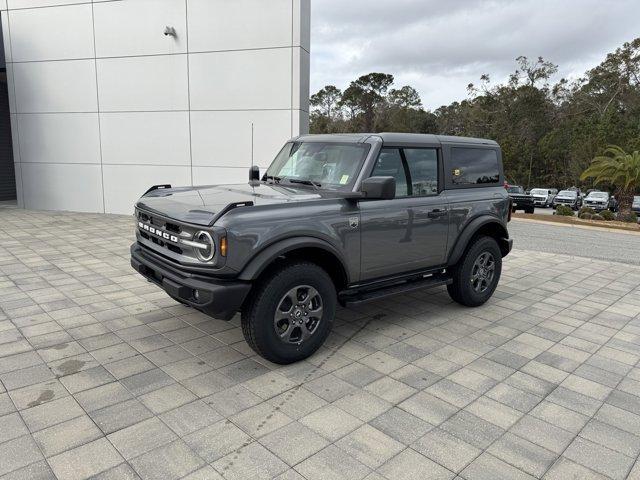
294;132;498;146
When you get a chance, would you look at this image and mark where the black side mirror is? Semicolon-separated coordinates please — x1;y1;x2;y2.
361;176;396;200
249;166;260;182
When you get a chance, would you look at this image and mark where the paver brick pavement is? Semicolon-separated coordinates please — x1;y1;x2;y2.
1;206;640;479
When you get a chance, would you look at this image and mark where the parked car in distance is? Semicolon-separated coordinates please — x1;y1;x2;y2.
632;196;640;215
507;185;535;213
553;189;582;210
530;188;556;207
583;191;617;212
130;133;512;364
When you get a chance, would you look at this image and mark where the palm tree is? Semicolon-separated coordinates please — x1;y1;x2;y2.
580;145;640;214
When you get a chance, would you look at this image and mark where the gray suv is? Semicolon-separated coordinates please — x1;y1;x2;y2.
131;133;512;364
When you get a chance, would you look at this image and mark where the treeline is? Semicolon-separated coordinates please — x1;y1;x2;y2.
310;38;640;189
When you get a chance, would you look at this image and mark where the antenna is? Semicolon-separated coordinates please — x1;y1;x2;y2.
251;122;254;167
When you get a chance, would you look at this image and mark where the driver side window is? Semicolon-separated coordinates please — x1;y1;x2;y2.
370;148;408;196
370;147;439;197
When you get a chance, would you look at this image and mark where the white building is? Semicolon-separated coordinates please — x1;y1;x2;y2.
1;0;310;214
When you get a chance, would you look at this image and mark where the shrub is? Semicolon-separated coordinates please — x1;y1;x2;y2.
578;206;595;216
599;210;615;221
617;211;638;223
555;205;574;216
592;214;604;221
579;212;593;220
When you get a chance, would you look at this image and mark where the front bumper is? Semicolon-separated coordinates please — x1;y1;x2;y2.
584;203;608;211
554;201;577;207
131;243;251;320
510;199;534;209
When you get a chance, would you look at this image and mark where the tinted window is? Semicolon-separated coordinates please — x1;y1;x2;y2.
404;148;438;196
558;190;577;197
450;148;499;185
266;142;369;190
587;192;608;199
530;189;548;195
371;148;408;196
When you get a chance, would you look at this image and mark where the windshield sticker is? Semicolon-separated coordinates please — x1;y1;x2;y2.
340;175;350;184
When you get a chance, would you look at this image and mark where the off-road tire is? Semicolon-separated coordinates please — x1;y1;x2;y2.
241;262;336;364
525;207;534;214
447;236;502;307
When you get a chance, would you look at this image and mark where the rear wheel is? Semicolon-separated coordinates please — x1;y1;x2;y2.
241;262;336;364
447;236;502;307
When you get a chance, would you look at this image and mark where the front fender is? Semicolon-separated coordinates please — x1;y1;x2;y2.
237;236;351;282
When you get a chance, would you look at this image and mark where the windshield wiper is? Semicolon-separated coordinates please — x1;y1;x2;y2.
265;175;283;184
287;179;321;189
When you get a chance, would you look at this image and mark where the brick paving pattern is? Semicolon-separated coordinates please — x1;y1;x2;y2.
1;206;640;479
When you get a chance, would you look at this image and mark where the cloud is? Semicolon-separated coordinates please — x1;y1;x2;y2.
310;0;640;109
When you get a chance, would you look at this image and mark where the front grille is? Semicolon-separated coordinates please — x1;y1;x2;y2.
165;222;181;234
135;208;216;265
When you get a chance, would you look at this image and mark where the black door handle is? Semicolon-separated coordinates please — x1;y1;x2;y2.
427;209;447;218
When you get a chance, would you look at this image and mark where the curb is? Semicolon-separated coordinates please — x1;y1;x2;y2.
511;217;640;236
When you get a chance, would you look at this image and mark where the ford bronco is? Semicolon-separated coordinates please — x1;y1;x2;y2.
131;133;512;364
506;185;535;213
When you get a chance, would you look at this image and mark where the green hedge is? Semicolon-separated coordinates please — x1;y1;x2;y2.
555;205;574;216
599;210;615;221
578;206;595;216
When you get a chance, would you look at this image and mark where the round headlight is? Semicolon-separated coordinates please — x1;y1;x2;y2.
194;231;215;262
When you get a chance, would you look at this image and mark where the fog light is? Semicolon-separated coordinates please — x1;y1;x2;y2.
193;289;200;301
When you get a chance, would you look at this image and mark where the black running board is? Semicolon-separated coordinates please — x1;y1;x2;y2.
339;274;452;307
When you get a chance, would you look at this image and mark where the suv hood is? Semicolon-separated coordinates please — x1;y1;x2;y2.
136;183;349;226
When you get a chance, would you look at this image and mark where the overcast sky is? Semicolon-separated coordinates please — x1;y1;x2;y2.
310;0;640;110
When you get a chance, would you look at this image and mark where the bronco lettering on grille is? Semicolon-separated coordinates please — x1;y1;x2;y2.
138;222;178;243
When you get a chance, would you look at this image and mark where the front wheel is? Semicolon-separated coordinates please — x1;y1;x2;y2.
241;262;336;364
447;236;502;307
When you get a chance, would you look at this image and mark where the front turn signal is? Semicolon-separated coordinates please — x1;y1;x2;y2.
220;236;227;257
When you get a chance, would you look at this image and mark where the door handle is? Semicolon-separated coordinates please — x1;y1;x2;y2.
427;209;447;218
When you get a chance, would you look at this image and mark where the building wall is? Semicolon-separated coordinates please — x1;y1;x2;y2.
2;0;310;214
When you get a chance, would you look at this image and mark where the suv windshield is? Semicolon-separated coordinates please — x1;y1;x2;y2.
586;192;608;199
558;190;577;198
507;186;524;194
530;189;548;195
265;142;370;190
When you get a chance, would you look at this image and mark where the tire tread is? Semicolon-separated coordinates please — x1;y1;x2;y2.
447;235;502;307
241;261;334;364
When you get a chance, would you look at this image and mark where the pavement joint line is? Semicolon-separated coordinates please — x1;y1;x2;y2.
216;313;381;477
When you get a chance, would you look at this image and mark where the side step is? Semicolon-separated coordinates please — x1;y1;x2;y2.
339;274;452;307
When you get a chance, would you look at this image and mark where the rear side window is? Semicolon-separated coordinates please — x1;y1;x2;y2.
404;149;438;196
450;148;499;185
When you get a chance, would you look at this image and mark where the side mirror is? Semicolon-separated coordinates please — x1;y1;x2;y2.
361;176;396;200
249;165;260;182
